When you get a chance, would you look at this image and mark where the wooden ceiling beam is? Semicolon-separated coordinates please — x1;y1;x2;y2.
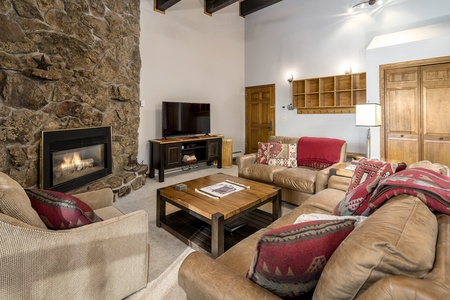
204;0;239;16
240;0;283;17
154;0;182;14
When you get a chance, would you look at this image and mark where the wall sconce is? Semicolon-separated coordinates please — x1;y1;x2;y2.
287;74;293;83
356;103;382;158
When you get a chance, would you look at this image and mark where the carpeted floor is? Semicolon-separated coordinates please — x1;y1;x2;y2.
114;164;294;299
114;164;239;299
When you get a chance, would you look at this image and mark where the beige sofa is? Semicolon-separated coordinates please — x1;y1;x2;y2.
237;136;347;205
0;172;149;300
178;162;450;299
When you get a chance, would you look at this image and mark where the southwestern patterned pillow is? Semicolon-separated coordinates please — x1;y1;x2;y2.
26;189;102;230
268;143;297;168
256;142;271;164
246;219;355;298
347;158;406;194
333;175;382;216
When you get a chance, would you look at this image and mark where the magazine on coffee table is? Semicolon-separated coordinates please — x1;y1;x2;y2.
195;179;250;199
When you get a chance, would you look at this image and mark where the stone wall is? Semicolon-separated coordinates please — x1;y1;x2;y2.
0;0;143;196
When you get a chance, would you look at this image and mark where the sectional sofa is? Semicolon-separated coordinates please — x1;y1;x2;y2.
179;160;450;299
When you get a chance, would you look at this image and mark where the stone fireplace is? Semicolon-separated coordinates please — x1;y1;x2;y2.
0;0;145;197
41;127;112;192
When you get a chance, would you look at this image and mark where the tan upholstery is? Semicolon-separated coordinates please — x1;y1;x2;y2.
359;214;450;300
179;161;450;300
0;172;46;229
314;195;438;299
236;136;347;205
0;172;149;300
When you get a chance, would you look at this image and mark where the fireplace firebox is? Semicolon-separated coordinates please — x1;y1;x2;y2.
40;127;112;192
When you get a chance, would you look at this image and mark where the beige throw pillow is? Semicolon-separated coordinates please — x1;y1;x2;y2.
0;172;46;229
313;194;437;299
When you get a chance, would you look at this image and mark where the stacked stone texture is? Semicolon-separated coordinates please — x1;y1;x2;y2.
0;0;144;196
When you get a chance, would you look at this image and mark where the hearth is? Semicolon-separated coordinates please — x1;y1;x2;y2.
40;127;112;192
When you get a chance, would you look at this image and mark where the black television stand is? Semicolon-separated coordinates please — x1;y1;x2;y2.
149;135;222;182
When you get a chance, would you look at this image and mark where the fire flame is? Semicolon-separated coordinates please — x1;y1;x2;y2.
61;152;82;171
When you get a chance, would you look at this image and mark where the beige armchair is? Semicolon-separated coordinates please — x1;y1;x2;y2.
0;172;149;300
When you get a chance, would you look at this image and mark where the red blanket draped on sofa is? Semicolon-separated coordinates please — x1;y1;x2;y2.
369;167;450;214
297;137;345;169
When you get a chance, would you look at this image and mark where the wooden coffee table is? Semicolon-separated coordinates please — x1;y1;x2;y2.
156;173;281;258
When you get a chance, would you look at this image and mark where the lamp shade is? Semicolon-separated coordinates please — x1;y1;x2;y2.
356;103;381;127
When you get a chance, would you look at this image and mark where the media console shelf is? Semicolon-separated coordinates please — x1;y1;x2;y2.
149;135;222;182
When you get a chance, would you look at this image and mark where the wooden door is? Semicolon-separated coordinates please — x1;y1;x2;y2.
422;63;450;167
245;84;275;154
384;67;421;165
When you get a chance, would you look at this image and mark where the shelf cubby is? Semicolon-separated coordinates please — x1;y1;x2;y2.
292;72;366;114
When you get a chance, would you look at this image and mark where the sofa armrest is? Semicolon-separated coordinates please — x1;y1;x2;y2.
0;210;149;299
328;175;351;192
358;276;450;300
73;188;114;209
179;251;281;300
315;166;334;193
236;153;257;176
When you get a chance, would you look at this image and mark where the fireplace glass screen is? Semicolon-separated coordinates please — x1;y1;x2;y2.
40;126;112;192
52;144;105;186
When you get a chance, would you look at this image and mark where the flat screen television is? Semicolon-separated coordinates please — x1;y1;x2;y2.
162;101;211;137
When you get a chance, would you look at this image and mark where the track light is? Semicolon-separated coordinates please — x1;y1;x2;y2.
349;0;382;13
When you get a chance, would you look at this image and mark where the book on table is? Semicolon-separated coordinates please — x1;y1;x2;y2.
195;180;250;199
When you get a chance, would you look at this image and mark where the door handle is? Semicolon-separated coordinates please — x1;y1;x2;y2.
269;121;273;131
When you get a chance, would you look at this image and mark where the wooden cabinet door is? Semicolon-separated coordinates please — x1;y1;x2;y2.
422;63;450;167
165;143;181;168
384;67;421;165
208;140;219;158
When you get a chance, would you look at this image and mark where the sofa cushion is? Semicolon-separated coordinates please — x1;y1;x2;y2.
26;189;102;230
273;167;318;194
297;137;345;169
247;219;355;298
241;164;287;184
0;172;47;229
408;160;450;176
269;188;347;229
313;195;437;299
268;143;297;168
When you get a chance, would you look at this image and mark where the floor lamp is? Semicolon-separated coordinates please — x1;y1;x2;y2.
356;103;382;158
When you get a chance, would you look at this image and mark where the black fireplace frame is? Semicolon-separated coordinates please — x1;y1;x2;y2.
40;126;113;192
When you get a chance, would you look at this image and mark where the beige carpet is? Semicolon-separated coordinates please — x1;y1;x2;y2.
114;164;294;299
114;165;239;299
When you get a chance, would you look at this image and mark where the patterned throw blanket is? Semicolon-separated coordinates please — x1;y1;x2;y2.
369;167;450;214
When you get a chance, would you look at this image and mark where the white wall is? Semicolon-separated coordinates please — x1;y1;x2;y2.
366;22;450;158
138;0;244;164
244;0;450;155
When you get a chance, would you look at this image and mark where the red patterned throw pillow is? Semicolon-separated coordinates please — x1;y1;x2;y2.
333;158;407;217
246;219;355;298
347;158;406;194
26;189;102;230
256;142;271;164
268;143;297;168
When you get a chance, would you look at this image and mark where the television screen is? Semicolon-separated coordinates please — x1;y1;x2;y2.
162;101;211;137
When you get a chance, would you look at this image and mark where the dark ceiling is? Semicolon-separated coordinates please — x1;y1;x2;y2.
154;0;283;17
